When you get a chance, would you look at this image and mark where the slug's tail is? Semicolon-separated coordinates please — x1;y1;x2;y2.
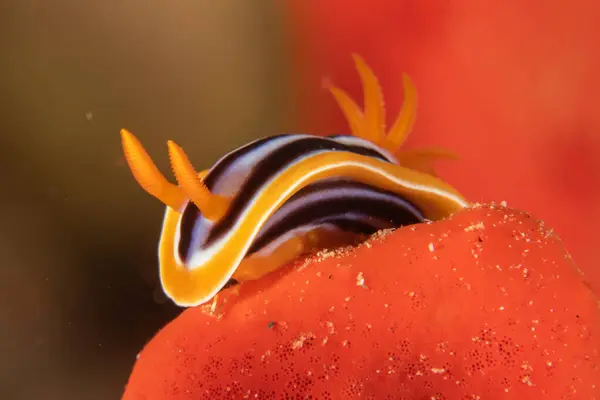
327;54;459;176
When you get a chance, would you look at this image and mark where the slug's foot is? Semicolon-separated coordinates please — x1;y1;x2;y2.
232;227;362;282
327;54;458;176
233;236;305;282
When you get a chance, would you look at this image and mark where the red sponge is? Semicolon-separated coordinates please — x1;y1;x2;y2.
122;204;599;399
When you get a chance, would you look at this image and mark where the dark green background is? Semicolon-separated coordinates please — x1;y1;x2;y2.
0;1;292;398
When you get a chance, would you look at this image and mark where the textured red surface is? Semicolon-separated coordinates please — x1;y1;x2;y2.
285;1;600;292
122;205;600;399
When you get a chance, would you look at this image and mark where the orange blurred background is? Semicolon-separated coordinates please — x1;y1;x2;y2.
1;1;598;398
287;0;600;291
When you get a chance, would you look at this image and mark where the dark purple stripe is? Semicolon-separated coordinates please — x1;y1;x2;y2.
177;134;288;259
178;135;397;262
247;180;423;254
205;137;391;242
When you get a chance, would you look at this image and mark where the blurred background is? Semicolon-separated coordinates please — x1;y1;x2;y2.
1;1;598;399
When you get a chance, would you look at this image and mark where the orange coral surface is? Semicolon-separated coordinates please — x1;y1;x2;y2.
123;205;599;399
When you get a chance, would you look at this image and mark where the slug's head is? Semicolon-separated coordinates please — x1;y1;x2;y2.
120;129;230;219
120;129;235;305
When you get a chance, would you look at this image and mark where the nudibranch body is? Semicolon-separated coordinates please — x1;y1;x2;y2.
121;55;469;307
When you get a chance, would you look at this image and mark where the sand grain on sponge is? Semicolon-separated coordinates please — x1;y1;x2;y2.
123;204;600;399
